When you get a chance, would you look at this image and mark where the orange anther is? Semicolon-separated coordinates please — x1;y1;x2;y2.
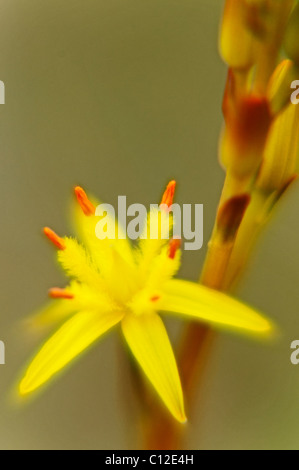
43;227;66;250
168;238;181;259
49;288;74;300
74;186;95;216
160;181;176;208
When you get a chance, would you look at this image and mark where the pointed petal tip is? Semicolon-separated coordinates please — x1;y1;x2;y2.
256;318;278;339
19;371;39;397
177;411;188;424
122;313;185;425
18;378;30;397
18;310;124;400
170;398;187;424
162;279;278;340
245;309;276;337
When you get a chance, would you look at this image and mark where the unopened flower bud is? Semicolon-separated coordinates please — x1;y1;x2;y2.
257;102;299;193
220;0;257;69
221;90;272;179
267;59;298;115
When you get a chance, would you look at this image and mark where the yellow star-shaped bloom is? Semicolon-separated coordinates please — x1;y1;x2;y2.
19;182;273;422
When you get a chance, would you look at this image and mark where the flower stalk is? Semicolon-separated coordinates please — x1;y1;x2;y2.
144;0;299;450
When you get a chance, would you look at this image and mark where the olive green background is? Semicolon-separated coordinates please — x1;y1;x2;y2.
0;0;299;450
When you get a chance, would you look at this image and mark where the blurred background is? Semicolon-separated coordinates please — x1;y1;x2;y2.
0;0;299;450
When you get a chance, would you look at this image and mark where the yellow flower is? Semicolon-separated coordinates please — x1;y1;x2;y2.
19;182;273;422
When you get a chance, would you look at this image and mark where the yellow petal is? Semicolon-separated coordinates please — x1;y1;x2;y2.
19;310;124;395
69;280;116;312
27;281;116;332
121;312;186;423
58;237;104;289
161;279;274;336
145;244;181;293
71;192;134;271
138;208;174;277
26;300;76;329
